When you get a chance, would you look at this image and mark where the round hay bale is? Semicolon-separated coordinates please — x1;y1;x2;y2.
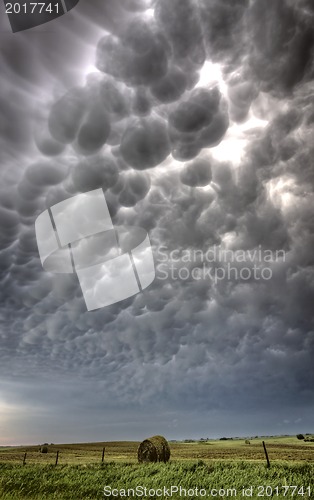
138;435;170;463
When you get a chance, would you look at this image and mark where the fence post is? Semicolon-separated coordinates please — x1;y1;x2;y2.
102;447;105;463
262;441;270;468
23;452;27;466
55;451;59;466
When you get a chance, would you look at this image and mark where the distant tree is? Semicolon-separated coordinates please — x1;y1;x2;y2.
297;434;305;440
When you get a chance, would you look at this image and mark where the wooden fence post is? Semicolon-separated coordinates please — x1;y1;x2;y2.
102;447;105;463
55;451;59;466
262;441;270;468
23;452;27;466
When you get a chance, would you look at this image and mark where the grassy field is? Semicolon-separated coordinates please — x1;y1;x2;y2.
1;436;314;465
0;436;313;499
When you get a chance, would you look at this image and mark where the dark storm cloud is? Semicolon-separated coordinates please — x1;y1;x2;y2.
0;89;31;149
248;0;314;94
150;66;187;104
169;88;220;133
42;5;231;167
49;87;88;144
118;171;151;207
71;154;120;193
180;158;212;187
132;87;152;116
0;0;314;444
155;0;205;65
99;77;131;121
0;205;20;251
96;19;169;86
76;106;111;154
169;87;229;161
34;126;66;157
199;0;248;68
25;161;68;187
120;117;171;169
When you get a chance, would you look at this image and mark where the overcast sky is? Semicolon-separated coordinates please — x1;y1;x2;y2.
0;0;314;446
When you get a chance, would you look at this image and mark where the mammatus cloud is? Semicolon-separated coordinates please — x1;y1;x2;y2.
0;0;314;443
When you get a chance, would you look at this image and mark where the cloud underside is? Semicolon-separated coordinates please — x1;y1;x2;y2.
0;0;314;425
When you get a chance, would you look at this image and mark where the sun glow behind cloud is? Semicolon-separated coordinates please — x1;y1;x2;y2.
0;402;27;446
211;114;269;165
196;61;270;166
196;61;228;96
267;176;300;212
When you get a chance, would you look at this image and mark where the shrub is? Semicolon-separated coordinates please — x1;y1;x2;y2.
40;446;48;454
297;434;305;440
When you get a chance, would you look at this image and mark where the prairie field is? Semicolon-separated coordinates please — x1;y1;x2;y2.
0;436;313;499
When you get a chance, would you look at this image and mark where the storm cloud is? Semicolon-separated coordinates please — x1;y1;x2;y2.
0;0;314;444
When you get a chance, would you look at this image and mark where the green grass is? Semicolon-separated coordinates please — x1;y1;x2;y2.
2;436;314;465
0;461;313;499
0;437;313;499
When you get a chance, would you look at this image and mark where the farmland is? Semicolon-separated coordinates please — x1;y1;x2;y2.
0;436;313;499
1;435;314;465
